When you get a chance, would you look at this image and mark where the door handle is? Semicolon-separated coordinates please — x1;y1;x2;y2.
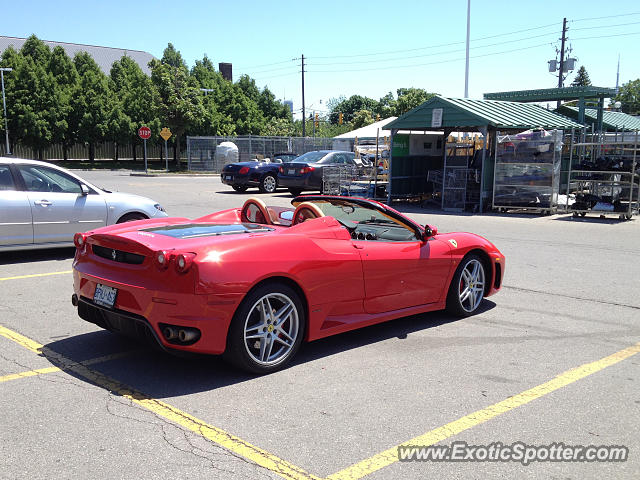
34;200;52;206
352;243;364;250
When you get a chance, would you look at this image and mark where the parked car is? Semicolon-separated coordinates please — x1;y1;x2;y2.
221;152;298;193
0;157;167;251
71;195;505;374
277;150;358;196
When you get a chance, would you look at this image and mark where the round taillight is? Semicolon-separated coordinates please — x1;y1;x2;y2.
74;233;86;248
155;250;169;270
239;166;250;174
175;253;195;273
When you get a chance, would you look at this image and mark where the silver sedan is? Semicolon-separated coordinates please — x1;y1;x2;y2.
0;158;167;251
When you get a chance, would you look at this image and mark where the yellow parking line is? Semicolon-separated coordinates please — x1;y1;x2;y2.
0;351;137;384
0;325;44;353
0;366;61;383
327;341;640;480
0;270;72;281
0;324;320;480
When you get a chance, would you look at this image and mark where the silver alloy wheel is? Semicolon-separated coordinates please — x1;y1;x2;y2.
262;175;277;193
458;259;485;313
243;292;299;366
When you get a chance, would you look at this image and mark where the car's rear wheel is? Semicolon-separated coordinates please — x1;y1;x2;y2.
224;282;305;374
288;188;303;197
259;174;277;193
116;212;147;223
445;254;486;317
232;185;248;192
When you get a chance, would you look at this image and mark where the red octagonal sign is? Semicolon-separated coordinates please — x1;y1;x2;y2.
138;126;151;139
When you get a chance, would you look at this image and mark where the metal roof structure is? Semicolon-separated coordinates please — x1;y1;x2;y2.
483;86;616;102
557;106;640;131
383;96;583;132
0;36;156;75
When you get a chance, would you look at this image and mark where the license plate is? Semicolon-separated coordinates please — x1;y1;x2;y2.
288;169;295;175
94;283;117;308
225;175;233;180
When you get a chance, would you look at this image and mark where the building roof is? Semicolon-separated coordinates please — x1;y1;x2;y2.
383;96;584;131
333;117;397;139
557;106;640;131
484;86;617;102
0;36;156;75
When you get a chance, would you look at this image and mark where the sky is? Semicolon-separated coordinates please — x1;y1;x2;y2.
3;0;639;119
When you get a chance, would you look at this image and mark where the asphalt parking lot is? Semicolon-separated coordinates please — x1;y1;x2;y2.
1;170;639;479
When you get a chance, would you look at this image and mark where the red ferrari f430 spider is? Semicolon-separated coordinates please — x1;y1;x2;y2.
72;196;504;373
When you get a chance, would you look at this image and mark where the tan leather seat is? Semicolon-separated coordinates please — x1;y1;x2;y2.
240;197;273;225
291;202;325;225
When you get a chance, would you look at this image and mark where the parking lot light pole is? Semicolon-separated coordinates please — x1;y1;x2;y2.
0;67;12;155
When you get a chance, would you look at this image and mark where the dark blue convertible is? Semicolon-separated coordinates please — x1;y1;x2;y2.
221;153;298;193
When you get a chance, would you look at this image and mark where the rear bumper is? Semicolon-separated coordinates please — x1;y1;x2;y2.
487;255;505;297
73;269;241;355
277;174;319;190
221;173;260;187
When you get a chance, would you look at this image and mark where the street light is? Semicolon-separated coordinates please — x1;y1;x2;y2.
0;67;12;155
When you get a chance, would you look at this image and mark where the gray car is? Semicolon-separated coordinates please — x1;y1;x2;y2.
0;158;167;251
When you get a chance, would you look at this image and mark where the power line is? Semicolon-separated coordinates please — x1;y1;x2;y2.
307;42;554;74
571;12;640;22
310;21;559;60
570;20;640;32
307;31;557;67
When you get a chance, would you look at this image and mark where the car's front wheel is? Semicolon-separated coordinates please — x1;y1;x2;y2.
446;254;486;317
259;174;277;193
116;212;147;223
224;282;305;374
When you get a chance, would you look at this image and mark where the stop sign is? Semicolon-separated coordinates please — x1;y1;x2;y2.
138;126;151;139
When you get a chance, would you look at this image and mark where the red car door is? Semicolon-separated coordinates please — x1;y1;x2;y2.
355;238;452;314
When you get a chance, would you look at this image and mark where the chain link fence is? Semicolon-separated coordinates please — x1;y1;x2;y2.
187;136;350;172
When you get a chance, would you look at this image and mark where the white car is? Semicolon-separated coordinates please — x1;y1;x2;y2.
0;158;167;251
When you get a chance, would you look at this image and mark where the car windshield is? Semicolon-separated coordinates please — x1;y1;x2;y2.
294;198;415;232
293;151;329;163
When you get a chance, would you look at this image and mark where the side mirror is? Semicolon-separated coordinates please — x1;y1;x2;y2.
424;224;438;238
80;184;90;195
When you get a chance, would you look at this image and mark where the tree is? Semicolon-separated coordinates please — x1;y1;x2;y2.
613;79;640;115
329;95;379;124
71;52;113;161
110;56;159;160
150;44;204;164
49;46;78;160
351;109;375;129
571;66;592;87
394;88;436;116
8;38;57;158
161;43;187;69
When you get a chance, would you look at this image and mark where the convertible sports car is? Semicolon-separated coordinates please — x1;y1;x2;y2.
72;196;504;373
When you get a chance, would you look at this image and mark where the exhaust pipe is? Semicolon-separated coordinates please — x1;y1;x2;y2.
163;326;178;340
178;329;198;343
71;294;78;307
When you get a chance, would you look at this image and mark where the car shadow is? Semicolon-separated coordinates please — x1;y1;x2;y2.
41;300;495;398
0;247;76;265
552;214;632;224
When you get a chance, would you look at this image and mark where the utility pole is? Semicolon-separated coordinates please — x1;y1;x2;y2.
464;0;470;98
301;54;306;137
557;17;567;109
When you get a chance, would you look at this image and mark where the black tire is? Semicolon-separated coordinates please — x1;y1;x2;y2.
288;188;303;197
259;174;277;193
116;212;147;223
445;254;486;317
224;282;305;374
232;185;248;192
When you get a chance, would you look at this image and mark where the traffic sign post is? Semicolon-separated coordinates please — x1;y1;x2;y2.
138;126;151;174
160;127;172;172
